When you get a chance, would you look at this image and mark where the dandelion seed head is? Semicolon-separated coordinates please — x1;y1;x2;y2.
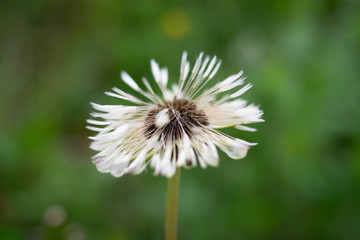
87;51;264;178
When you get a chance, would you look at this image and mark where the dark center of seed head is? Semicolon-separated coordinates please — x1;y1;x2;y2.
144;98;209;140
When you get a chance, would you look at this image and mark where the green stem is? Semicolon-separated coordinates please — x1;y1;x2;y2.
165;167;180;240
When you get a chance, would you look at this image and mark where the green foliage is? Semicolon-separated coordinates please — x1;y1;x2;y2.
1;0;360;239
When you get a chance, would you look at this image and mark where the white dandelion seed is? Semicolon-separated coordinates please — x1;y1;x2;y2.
87;52;264;178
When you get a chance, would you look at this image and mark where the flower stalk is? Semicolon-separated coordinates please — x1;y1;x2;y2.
165;167;180;240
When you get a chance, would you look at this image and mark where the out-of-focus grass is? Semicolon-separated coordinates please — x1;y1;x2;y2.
1;0;360;239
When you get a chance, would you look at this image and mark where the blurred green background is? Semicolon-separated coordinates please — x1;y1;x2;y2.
1;0;360;239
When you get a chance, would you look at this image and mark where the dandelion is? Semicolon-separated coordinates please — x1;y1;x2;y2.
87;52;263;240
87;52;263;177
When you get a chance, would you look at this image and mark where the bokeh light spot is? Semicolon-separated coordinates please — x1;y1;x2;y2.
43;205;67;227
160;8;191;39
